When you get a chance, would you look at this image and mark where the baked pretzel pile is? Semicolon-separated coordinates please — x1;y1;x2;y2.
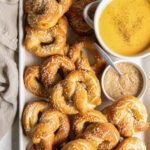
23;0;149;149
22;96;148;150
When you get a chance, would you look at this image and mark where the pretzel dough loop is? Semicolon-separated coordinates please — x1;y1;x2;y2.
41;55;75;88
25;0;72;30
22;101;70;150
24;65;50;98
102;96;149;137
68;37;106;74
51;70;101;114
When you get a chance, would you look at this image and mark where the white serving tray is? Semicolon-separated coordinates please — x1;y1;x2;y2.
18;0;150;150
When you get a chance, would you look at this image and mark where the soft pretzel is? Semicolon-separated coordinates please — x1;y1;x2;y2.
51;70;101;114
102;96;149;137
41;55;75;88
58;16;69;34
24;55;75;98
25;0;72;30
73;110;107;136
116;137;146;150
22;100;48;135
67;0;95;34
24;65;51;98
22;101;70;150
24;25;66;57
78;122;120;150
68;37;106;75
61;139;96;150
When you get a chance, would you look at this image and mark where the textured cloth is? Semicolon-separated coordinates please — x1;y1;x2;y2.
0;0;18;139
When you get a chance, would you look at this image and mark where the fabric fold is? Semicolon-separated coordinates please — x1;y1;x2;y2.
0;0;18;140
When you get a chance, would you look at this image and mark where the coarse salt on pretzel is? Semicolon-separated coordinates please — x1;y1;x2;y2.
67;0;95;34
25;0;72;30
24;65;51;98
116;137;146;150
68;37;106;75
41;55;75;88
24;55;75;98
73;110;107;136
78;122;120;150
61;139;97;150
24;24;66;57
22;100;48;135
102;96;149;137
50;70;101;114
22;100;70;150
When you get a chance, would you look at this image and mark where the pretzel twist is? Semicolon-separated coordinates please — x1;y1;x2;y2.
102;96;149;137
116;137;146;150
24;55;75;98
71;109;120;150
61;139;96;150
73;110;108;136
67;0;95;34
25;0;72;30
24;24;67;57
22;100;70;150
78;122;120;150
51;70;101;114
41;55;75;88
68;37;106;75
24;65;51;98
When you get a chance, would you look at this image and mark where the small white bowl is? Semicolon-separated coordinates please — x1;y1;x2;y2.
101;60;147;101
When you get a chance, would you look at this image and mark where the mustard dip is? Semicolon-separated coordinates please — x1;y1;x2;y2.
104;62;143;100
99;0;150;56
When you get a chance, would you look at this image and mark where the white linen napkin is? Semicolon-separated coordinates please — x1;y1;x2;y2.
0;0;18;139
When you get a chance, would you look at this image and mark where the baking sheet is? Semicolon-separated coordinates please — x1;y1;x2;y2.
18;0;150;149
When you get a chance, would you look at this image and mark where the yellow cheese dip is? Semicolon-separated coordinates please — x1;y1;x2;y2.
104;62;143;100
99;0;150;56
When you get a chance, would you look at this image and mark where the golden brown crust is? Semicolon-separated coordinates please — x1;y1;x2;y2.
73;110;107;136
58;16;69;34
68;37;106;75
50;70;101;114
24;25;66;57
25;0;72;30
23;101;70;150
67;0;95;34
22;100;49;135
24;65;51;98
78;122;120;150
102;96;149;137
116;137;146;150
61;139;97;150
24;55;75;98
41;55;75;88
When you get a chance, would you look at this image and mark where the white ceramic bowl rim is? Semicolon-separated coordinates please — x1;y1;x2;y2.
94;0;150;59
101;60;147;101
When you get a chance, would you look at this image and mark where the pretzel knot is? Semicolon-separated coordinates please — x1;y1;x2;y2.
24;65;51;98
41;55;75;88
68;37;106;75
116;137;146;150
77;122;120;150
102;96;149;137
73;110;108;136
61;139;96;150
24;55;75;98
71;110;120;150
22;100;70;150
67;0;96;34
25;0;72;30
51;70;101;114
